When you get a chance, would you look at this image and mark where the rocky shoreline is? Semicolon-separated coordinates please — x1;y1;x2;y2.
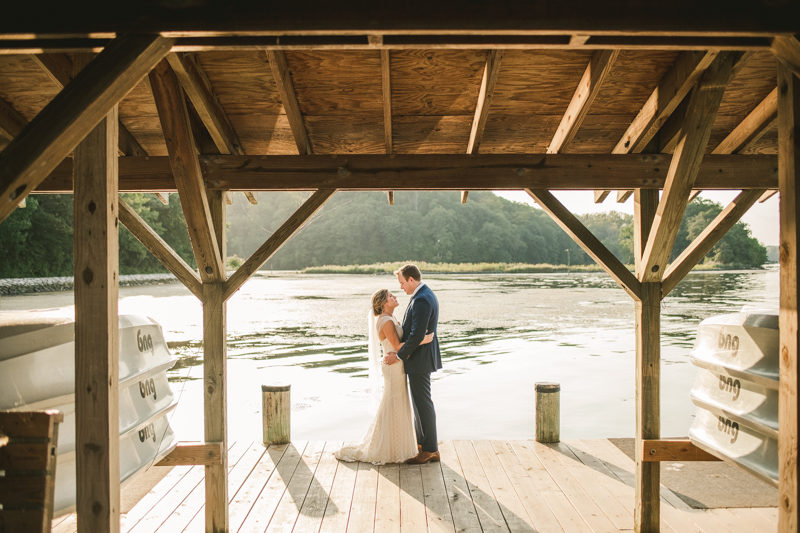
0;273;178;296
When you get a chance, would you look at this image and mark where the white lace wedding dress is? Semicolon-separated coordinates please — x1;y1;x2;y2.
334;315;418;464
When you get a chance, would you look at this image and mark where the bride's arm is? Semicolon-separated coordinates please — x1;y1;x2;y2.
382;322;434;353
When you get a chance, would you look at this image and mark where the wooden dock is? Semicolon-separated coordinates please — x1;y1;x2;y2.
50;439;777;533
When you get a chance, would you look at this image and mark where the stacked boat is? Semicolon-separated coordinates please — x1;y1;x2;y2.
0;310;179;516
688;308;779;486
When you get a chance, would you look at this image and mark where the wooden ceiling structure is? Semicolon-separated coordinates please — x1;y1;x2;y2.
0;2;799;533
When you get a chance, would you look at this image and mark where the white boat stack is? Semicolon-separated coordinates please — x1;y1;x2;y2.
0;311;179;517
688;308;779;486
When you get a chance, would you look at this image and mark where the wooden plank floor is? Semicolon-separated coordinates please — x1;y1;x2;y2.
52;439;778;533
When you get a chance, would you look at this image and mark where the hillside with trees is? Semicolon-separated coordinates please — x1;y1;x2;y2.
0;191;768;278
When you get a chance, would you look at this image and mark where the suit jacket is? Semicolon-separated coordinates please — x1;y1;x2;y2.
396;284;442;374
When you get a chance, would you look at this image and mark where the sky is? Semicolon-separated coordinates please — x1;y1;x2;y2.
493;190;779;247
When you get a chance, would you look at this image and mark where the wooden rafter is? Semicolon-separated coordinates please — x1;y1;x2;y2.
713;88;778;155
687;189;701;202
639;51;753;282
463;49;504;203
772;36;800;79
547;50;618;154
760;190;778;202
31;52;148;157
0;95;28;140
661;189;765;297
0;34;173;225
617;190;633;203
597;51;717;202
525;188;641;301
36;153;779;193
380;50;393;154
224;189;336;301
118;198;203;299
594;190;610;203
149;58;225;283
268;50;312;155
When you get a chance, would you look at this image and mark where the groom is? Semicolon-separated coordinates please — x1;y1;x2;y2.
384;264;442;464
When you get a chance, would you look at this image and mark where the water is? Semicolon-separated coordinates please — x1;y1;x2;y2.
1;267;778;444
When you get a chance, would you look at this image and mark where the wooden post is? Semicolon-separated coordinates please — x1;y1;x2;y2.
778;61;800;533
534;382;560;443
635;282;661;533
73;53;120;533
262;384;291;445
203;191;228;533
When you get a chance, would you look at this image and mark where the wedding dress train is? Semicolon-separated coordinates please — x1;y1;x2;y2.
334;315;418;464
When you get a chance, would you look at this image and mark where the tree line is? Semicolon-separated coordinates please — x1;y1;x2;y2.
0;191;767;278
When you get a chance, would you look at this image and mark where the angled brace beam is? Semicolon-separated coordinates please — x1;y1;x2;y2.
0;95;28;141
525;188;641;301
463;49;504;204
118;198;203;300
268;50;312;155
661;189;765;297
30;52;148;157
224;189;336;301
0;34;173;224
381;50;396;205
772;36;800;80
149;58;225;283
640;51;753;283
547;49;618;154
713;88;778;155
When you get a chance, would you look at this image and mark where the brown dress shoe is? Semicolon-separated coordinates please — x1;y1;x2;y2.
405;451;440;464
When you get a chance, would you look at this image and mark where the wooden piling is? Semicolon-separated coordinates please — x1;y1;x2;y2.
262;384;291;445
535;382;560;443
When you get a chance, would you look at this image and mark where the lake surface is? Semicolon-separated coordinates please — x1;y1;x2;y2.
1;268;778;445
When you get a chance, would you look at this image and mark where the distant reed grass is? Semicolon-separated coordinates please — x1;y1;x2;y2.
301;261;610;274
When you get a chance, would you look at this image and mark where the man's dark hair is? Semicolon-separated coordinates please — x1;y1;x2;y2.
395;264;422;282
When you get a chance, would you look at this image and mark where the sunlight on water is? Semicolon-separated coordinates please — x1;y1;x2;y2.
1;267;778;444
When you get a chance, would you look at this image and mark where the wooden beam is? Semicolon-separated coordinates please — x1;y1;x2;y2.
35;153;780;193
31;52;148;157
594;190;610;203
773;36;800;80
714;88;778;155
760;189;778;202
525;188;641;300
641;440;720;462
243;191;258;204
166;52;243;156
547;50;618;154
118;198;203;299
387;191;394;205
73;80;119;533
616;190;633;203
380;49;392;155
268;50;312;155
156;442;224;466
778;59;800;533
661;189;764;297
0;34;173;225
0;95;28;141
149;58;225;283
467;49;503;154
224;189;336;301
687;189;701;202
640;52;752;282
633;189;659;285
155;192;169;204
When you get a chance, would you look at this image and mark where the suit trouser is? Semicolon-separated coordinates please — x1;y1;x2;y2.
407;372;438;452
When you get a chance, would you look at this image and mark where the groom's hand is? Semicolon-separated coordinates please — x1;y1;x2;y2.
384;352;399;365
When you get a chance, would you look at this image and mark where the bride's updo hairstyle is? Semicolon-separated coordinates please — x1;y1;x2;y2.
371;289;389;316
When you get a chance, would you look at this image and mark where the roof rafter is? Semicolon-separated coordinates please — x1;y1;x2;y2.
268;50;312;155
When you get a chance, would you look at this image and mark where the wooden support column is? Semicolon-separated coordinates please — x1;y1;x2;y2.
203;190;228;533
778;60;800;533
73;65;120;533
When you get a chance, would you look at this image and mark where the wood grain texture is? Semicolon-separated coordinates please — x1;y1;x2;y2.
661;189;764;297
224;189;336;300
202;282;228;533
640;51;752;282
37;153;779;192
773;36;800;80
640;440;721;462
526;188;641;300
148;58;224;283
118;198;202;299
778;61;800;533
393;115;472;154
713;88;778;154
547;50;619;154
73;99;120;533
0;35;173;224
467;49;503;154
31;52;148;157
635;282;661;533
268;50;313;155
156;442;224;466
381;50;393;154
634;189;659;276
0;94;28;140
0;55;61;122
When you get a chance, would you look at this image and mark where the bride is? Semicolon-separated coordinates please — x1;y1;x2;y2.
334;289;434;464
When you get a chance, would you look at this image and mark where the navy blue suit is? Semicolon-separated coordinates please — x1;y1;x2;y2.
396;284;441;452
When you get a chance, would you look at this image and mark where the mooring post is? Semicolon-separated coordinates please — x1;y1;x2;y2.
262;384;291;445
535;382;560;443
